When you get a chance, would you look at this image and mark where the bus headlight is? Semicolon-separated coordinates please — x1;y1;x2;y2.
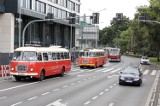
30;68;33;72
11;68;14;71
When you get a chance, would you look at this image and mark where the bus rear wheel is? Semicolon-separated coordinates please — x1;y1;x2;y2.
60;67;65;77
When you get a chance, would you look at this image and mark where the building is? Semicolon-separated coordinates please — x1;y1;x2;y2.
75;21;99;49
0;0;81;64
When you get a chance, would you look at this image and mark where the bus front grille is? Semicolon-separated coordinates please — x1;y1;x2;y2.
16;65;28;72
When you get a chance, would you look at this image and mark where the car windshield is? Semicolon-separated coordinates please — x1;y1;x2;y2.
12;51;37;61
142;56;148;59
123;68;139;75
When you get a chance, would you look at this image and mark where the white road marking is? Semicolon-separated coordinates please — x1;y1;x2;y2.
109;86;113;89
27;96;37;100
11;102;23;106
92;96;98;100
105;89;109;91
108;103;114;106
71;83;76;86
143;70;149;75
46;99;67;106
110;68;121;73
63;85;68;88
77;75;83;77
42;92;50;96
0;96;6;100
102;68;115;73
151;70;156;75
0;82;38;92
99;92;104;95
53;89;60;91
84;101;91;105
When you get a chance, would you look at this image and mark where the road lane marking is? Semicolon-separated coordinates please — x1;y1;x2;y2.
105;89;109;91
46;99;67;106
42;92;50;96
92;96;98;100
110;68;121;73
84;101;91;105
63;85;68;88
102;68;115;73
0;82;38;92
151;70;156;75
0;96;6;100
109;86;113;89
53;88;60;91
99;92;104;95
70;83;76;86
11;102;23;106
27;96;37;100
143;70;149;75
108;103;114;106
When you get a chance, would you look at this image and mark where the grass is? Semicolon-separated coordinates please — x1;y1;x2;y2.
149;57;160;65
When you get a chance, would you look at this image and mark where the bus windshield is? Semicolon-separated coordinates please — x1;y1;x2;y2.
110;49;119;55
79;52;95;57
12;51;37;61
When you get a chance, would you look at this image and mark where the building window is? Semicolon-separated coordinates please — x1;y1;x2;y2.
22;0;31;9
31;0;36;10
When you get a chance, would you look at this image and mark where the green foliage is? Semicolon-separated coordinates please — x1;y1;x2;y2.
99;0;160;62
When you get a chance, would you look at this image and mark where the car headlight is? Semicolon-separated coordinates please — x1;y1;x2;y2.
120;76;125;80
134;76;140;81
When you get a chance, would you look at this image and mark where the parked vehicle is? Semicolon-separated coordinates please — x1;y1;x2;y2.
140;56;150;65
10;46;71;81
119;67;143;86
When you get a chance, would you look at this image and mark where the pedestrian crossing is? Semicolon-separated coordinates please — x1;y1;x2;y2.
71;67;158;76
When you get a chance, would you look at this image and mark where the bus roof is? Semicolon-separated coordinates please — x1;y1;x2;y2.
14;46;69;52
79;49;104;52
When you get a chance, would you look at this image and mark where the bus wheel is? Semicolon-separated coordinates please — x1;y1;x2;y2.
61;67;65;77
39;71;45;81
15;76;21;81
80;66;84;68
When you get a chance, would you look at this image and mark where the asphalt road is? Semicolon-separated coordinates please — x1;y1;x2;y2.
0;56;159;106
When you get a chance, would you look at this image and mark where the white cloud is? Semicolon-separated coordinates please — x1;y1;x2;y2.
80;0;150;29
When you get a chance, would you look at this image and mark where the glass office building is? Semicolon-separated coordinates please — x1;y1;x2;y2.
0;0;81;64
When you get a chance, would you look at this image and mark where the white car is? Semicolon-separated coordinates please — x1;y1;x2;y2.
140;56;150;65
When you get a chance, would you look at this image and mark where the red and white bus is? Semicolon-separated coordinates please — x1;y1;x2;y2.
10;46;71;81
77;48;106;68
106;48;121;62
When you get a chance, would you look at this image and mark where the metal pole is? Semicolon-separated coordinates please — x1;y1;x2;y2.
70;24;72;52
18;0;21;47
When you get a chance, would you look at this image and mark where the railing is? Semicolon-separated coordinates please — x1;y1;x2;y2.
0;65;11;80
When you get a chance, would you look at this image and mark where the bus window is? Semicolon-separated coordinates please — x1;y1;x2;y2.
37;53;42;61
64;52;67;59
57;53;61;60
23;51;37;61
43;53;48;61
52;53;57;60
48;52;53;60
61;53;64;59
12;51;22;61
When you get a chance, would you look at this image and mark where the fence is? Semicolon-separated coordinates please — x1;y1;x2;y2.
0;65;11;80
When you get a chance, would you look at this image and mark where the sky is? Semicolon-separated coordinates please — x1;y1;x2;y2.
80;0;150;29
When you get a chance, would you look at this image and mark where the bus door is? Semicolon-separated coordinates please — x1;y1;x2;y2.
42;53;52;75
